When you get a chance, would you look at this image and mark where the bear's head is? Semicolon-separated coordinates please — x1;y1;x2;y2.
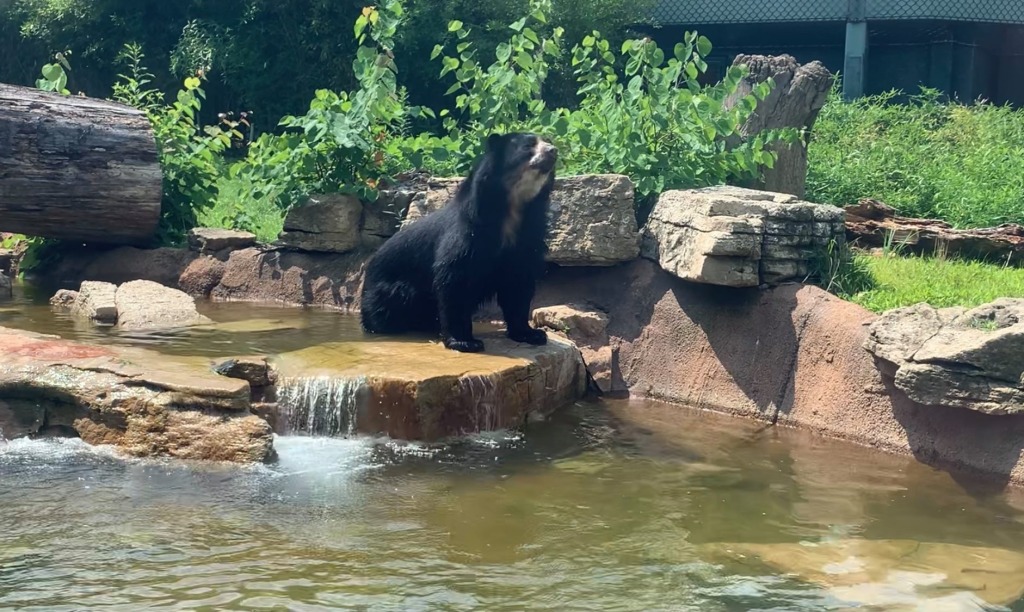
484;132;558;207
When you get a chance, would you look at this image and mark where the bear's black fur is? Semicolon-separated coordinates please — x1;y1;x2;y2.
360;132;558;353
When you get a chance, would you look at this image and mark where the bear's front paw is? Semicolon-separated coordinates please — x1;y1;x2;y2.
508;327;547;346
444;337;486;353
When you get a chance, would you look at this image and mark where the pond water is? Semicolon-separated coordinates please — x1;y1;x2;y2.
3;285;1024;610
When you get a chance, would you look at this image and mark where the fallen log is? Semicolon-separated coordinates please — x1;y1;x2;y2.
0;83;162;245
845;199;1024;265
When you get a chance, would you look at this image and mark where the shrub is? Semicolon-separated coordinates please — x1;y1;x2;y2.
807;87;1024;228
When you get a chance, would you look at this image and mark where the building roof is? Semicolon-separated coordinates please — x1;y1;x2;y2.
651;0;1024;26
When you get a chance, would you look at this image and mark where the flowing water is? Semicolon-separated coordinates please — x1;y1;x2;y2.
3;285;1024;610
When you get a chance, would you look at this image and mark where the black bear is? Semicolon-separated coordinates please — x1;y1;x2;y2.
360;132;558;353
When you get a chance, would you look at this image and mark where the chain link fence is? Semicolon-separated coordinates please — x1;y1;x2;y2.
652;0;1024;25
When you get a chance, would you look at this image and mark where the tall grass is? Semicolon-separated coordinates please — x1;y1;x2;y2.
807;88;1024;228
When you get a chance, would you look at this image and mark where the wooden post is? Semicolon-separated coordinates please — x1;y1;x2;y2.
0;83;162;245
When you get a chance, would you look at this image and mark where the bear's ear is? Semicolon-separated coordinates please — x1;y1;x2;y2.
485;133;503;153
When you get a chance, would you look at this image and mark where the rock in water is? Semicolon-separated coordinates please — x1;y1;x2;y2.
641;185;845;287
114;280;211;330
864;298;1024;414
49;289;79;308
0;326;272;462
69;281;119;323
270;329;587;440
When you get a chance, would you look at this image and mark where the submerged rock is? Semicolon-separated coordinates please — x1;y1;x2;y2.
0;326;273;462
49;289;78;308
641;185;845;287
69;281;118;323
864;299;1024;415
114;280;211;331
269;328;587;440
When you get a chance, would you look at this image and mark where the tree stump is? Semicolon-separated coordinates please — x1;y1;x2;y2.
725;54;833;198
0;83;162;245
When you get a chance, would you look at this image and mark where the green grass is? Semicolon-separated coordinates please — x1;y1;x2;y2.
195;177;286;243
807;87;1024;228
846;253;1024;313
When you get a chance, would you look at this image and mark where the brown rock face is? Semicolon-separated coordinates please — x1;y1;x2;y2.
0;326;273;463
210;247;366;309
513;260;1024;485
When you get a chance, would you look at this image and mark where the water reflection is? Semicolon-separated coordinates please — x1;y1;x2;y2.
1;400;1023;610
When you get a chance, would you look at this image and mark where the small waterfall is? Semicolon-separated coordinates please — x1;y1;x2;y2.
457;374;501;432
276;376;367;437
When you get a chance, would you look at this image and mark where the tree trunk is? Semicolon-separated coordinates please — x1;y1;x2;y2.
0;83;162;245
725;54;833;198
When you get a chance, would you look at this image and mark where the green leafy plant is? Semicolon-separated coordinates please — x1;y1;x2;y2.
417;0;786;215
35;50;72;94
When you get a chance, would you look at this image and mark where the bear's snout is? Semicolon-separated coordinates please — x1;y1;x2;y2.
531;141;558;173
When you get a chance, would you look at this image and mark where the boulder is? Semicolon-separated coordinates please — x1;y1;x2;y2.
0;326;273;462
864;299;1024;415
397;174;639;266
545;174;639;266
114;280;211;330
69;281;118;323
49;245;199;289
0;270;9;296
278;194;363;253
269;329;587;440
187;227;256;253
532;303;616;392
641;185;845;287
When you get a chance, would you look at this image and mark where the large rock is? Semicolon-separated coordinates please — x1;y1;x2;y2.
545;174;639;266
278;194;363;253
641;185;845;287
864;299;1024;415
0;326;273;462
187;227;256;254
397;174;639;266
0;271;9;296
69;281;118;323
114;280;211;330
269;329;587;440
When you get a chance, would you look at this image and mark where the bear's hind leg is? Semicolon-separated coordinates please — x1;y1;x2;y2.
496;272;547;346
